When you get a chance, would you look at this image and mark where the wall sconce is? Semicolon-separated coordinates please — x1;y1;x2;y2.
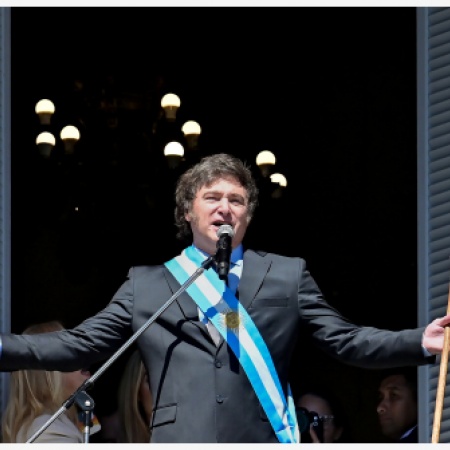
164;141;184;169
36;131;56;158
161;93;181;121
60;125;80;155
35;99;55;125
270;172;287;199
256;150;276;177
181;120;201;150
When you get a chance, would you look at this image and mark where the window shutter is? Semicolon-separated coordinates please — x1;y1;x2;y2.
417;6;450;444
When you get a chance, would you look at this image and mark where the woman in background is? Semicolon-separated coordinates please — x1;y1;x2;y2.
1;320;92;443
117;349;152;443
296;386;349;443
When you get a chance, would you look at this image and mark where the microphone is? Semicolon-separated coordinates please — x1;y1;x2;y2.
215;224;235;280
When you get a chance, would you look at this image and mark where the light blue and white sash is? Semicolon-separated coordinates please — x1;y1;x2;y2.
165;245;299;443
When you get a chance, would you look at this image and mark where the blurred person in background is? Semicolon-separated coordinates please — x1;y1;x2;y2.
376;367;418;443
1;320;96;443
117;349;152;443
296;386;349;443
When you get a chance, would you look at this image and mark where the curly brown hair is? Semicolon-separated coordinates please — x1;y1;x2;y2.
174;153;259;242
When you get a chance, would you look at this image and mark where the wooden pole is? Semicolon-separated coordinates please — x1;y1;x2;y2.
431;285;450;443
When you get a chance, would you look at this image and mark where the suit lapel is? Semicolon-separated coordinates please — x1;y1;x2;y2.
163;267;218;346
237;250;271;309
163;267;201;321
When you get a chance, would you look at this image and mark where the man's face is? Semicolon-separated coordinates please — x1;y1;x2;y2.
377;374;418;440
185;176;249;255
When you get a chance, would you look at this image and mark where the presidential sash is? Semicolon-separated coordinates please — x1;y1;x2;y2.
165;245;299;443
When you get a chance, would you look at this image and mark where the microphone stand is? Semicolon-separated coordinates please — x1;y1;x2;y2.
27;255;216;443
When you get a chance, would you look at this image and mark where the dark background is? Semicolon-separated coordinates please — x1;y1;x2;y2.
10;6;418;442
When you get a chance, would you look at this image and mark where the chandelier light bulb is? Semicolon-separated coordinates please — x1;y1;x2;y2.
181;120;201;136
256;150;276;177
182;120;202;149
36;131;56;146
35;99;55;125
164;141;184;169
270;172;287;199
164;141;184;157
60;125;80;155
161;93;181;121
60;125;80;141
35;131;56;158
270;172;287;187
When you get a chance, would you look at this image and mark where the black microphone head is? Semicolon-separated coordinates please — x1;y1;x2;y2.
215;224;234;280
217;224;235;238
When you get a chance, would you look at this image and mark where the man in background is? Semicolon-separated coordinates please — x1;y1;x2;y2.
376;367;418;443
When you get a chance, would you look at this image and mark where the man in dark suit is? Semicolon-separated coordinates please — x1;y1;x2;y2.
377;368;418;443
0;153;449;443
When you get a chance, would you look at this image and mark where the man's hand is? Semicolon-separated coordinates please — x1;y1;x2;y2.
422;314;450;354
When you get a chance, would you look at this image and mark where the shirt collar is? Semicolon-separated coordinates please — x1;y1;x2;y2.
230;244;243;266
192;243;243;266
400;425;417;440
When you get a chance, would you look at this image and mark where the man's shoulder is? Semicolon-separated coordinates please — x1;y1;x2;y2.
244;249;308;273
129;263;165;275
245;248;306;263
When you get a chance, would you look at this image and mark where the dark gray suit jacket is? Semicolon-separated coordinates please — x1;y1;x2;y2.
0;250;431;443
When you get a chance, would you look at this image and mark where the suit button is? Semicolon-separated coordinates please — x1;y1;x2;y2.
215;359;222;368
216;394;224;403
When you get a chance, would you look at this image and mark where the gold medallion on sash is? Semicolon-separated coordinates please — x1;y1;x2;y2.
224;310;241;330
